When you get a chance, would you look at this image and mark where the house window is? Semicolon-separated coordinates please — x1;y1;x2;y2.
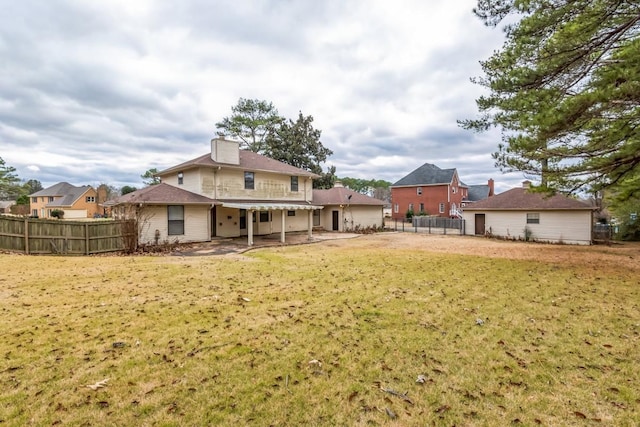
244;172;254;190
260;211;270;222
313;210;320;226
419;203;424;213
31;209;38;217
168;205;185;235
178;172;184;185
526;213;540;224
439;203;445;214
417;187;422;195
408;203;414;212
48;196;55;202
291;176;299;192
86;196;95;203
394;203;399;213
32;197;37;203
288;210;296;216
452;187;457;194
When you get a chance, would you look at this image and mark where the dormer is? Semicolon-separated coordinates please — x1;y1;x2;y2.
211;137;240;165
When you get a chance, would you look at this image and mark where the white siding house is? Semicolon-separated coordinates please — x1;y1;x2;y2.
462;182;596;245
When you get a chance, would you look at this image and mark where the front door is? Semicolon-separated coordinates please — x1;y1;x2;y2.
474;214;485;235
332;210;339;231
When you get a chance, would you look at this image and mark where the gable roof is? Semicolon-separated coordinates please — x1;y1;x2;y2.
30;182;94;207
463;187;594;211
313;185;386;206
467;184;491;202
112;183;216;205
391;163;458;187
158;150;320;179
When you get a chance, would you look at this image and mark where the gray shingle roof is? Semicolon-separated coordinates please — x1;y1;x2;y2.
158;150;321;179
467;185;491;202
30;182;93;207
391;163;457;186
463;188;594;210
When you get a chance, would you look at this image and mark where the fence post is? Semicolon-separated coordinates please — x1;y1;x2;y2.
24;218;29;254
85;223;90;255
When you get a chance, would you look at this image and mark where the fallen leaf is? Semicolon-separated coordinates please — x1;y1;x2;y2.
86;378;109;390
574;411;587;419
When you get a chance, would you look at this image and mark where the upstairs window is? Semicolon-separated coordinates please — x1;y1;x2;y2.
244;172;255;190
526;213;540;224
178;171;184;185
32;197;37;203
291;176;299;192
48;196;55;202
86;196;95;203
417;187;422;195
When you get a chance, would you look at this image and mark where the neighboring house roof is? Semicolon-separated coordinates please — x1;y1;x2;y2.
463;187;594;211
391;163;460;187
29;182;93;207
467;185;491;202
313;185;386;206
0;200;15;209
158;150;320;179
112;183;216;205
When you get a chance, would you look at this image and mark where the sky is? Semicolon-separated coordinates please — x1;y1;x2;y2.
0;0;526;193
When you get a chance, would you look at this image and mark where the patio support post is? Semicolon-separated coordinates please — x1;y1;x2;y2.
308;210;313;240
247;209;254;246
280;209;286;243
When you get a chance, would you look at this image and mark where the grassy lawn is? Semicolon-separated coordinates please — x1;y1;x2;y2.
1;235;638;426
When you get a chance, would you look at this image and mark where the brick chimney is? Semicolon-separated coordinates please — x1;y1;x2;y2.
522;180;532;189
488;178;495;196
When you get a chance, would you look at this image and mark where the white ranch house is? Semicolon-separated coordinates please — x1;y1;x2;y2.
461;181;596;245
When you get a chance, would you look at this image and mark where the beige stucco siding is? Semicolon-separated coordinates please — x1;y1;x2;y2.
317;205;384;231
342;206;384;230
138;205;210;245
463;210;592;245
162;169;312;202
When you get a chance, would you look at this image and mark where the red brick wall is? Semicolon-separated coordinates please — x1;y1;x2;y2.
391;184;467;219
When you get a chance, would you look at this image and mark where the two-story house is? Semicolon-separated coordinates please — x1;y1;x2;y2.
29;182;99;219
390;163;494;219
112;138;323;245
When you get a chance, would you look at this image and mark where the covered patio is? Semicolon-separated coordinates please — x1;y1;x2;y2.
220;202;323;246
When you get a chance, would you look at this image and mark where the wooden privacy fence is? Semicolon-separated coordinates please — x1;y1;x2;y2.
0;216;134;255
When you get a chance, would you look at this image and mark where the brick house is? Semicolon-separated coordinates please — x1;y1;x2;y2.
390;163;494;219
29;182;100;219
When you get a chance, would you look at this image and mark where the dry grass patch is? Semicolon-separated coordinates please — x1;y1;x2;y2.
1;234;639;426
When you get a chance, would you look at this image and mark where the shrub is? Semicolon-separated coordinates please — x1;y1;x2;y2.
50;209;64;219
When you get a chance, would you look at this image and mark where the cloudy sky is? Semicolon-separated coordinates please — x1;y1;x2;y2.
1;0;524;192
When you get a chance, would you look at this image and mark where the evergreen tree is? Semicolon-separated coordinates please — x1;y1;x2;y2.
462;0;640;198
